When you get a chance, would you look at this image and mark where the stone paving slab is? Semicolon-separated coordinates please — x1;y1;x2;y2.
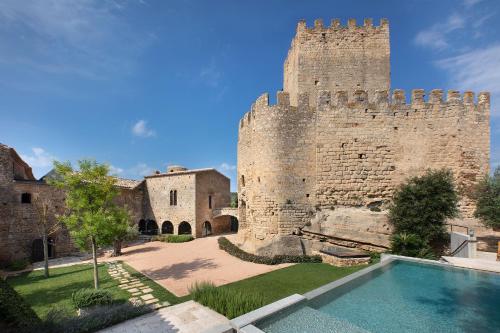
97;301;229;333
115;234;291;296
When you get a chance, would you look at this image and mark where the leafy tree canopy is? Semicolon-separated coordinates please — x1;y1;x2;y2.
473;167;500;230
389;169;459;257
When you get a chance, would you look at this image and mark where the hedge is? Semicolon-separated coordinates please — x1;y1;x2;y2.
152;234;194;243
218;237;322;265
0;278;41;332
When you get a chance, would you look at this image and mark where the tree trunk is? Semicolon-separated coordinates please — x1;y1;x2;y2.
42;229;49;278
91;237;99;289
113;240;122;257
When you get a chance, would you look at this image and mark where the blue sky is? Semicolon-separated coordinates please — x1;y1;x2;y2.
0;0;499;191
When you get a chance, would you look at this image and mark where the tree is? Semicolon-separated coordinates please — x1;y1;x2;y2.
473;166;500;230
33;194;61;278
50;160;130;289
389;169;459;257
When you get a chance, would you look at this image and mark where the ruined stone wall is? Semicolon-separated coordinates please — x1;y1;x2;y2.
143;173;197;235
114;186;144;229
237;89;490;253
284;19;390;107
195;171;231;237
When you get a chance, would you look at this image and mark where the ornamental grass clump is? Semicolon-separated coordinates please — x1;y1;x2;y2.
71;289;114;309
189;282;265;319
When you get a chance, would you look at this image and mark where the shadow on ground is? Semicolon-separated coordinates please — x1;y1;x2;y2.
122;246;163;256
141;258;218;280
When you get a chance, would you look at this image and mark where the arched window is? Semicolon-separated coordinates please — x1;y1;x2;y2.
170;190;173;206
208;195;212;209
21;192;32;204
241;175;245;187
178;221;191;235
174;190;178;206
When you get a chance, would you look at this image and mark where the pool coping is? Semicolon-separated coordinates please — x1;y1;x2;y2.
232;254;488;332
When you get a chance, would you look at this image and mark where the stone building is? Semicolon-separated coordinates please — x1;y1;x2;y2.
237;19;491;255
0;144;74;265
140;166;233;238
0;144;234;265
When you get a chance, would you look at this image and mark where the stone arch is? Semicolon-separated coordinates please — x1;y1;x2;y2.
230;216;239;232
31;237;55;262
162;221;174;234
138;219;146;234
145;220;158;235
178;221;192;235
202;221;212;237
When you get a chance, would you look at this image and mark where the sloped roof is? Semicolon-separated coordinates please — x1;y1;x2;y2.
113;177;143;189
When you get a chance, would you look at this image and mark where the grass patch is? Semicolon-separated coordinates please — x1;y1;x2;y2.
220;263;367;306
7;261;182;320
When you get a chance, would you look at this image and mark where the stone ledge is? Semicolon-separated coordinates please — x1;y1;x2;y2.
230;294;306;329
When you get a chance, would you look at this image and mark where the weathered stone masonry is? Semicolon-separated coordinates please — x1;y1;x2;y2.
237;19;490;255
0;144;233;265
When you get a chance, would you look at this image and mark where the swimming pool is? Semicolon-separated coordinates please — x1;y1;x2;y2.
243;258;500;333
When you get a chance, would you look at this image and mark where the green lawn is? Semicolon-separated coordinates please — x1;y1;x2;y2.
7;262;181;319
220;263;368;305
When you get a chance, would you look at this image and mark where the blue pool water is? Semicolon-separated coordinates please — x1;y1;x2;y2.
256;260;500;333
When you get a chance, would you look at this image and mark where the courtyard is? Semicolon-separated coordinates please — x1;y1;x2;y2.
115;234;290;296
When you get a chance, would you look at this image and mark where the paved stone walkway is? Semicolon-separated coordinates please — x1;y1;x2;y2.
107;261;170;308
98;300;230;333
117;234;291;296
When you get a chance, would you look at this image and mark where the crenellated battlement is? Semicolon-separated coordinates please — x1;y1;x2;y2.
239;89;490;128
296;18;389;34
237;18;491;256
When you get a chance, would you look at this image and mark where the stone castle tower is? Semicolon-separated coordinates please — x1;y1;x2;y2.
237;19;490;255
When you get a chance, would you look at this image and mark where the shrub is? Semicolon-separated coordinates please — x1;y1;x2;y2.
42;302;150;333
218;237;322;265
0;278;41;331
189;282;265;319
153;234;194;243
473;167;500;230
71;289;113;309
389;169;458;257
165;235;194;243
7;259;30;271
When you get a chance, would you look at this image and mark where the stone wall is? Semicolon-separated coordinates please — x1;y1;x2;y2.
143;173;197;236
237;19;491;254
284;19;390;107
0;145;76;264
195;171;231;237
238;89;490;253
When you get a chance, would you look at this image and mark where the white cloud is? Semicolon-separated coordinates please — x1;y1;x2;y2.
415;13;465;50
132;120;156;137
109;165;124;175
436;45;500;115
20;147;57;178
463;0;482;8
0;0;155;80
129;163;154;177
219;163;236;172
